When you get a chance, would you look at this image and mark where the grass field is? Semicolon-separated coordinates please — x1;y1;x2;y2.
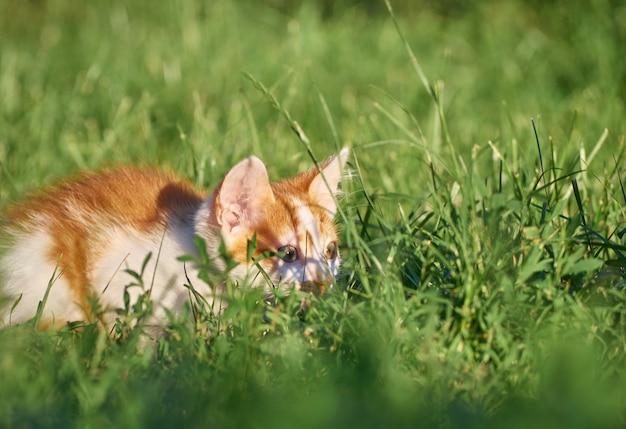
1;0;626;427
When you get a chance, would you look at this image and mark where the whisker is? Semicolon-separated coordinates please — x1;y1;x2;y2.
301;232;310;284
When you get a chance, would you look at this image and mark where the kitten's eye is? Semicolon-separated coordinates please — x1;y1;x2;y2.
325;242;338;260
277;245;298;263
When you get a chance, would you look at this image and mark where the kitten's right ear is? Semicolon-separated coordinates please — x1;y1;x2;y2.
308;147;350;216
214;156;274;237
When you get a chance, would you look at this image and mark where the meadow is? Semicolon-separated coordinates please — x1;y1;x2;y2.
1;0;626;427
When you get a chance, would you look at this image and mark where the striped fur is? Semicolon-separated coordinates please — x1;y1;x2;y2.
0;148;349;328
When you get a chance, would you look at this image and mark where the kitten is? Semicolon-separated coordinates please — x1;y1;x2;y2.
0;148;349;329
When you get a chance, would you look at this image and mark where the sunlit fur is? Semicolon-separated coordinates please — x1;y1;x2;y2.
0;148;349;329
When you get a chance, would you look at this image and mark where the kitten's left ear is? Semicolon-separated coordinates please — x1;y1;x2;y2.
309;147;350;216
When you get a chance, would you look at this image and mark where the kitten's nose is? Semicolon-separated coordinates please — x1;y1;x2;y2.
304;262;335;294
300;281;329;296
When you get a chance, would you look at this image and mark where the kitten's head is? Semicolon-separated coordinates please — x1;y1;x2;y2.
198;148;349;295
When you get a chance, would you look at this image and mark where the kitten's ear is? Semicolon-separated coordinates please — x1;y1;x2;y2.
309;147;350;216
215;156;274;236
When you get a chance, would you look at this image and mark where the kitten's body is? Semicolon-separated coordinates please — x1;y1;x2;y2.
1;149;348;328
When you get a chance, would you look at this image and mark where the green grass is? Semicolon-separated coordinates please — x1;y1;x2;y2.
2;0;626;427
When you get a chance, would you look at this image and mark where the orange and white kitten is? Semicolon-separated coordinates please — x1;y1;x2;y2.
0;148;349;329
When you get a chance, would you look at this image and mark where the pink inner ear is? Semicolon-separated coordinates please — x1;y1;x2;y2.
309;148;349;216
216;156;274;238
222;204;242;233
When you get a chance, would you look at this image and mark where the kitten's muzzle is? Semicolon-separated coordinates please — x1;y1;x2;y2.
299;281;330;296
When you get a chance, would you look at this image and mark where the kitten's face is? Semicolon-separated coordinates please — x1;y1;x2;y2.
206;148;349;295
227;189;341;295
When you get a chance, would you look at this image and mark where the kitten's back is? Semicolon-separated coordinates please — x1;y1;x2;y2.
7;168;203;231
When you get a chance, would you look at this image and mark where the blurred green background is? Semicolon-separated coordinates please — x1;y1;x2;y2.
1;1;626;428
